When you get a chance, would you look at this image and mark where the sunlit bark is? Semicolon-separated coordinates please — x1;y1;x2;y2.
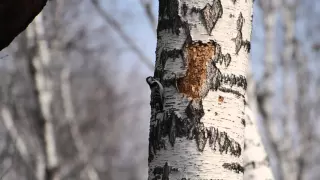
147;0;253;179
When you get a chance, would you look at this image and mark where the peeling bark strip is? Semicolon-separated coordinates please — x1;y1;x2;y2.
178;41;215;99
148;0;252;179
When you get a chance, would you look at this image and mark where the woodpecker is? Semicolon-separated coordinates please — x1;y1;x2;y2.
146;76;164;111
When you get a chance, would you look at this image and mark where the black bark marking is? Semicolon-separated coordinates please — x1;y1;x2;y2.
211;64;222;91
148;85;243;161
159;0;178;20
235;12;244;54
233;13;244;55
201;0;223;35
149;111;166;162
153;166;163;175
218;87;244;98
241;118;246;127
236;12;244;31
185;99;207;152
184;100;242;156
242;40;251;53
163;162;170;180
149;107;200;161
213;44;232;68
158;0;188;35
222;162;244;173
231;0;237;4
232;12;251;54
220;74;247;90
185;99;205;125
195;122;208;151
155;49;184;80
157;18;188;36
163;71;180;92
245;161;256;169
155;25;192;80
224;53;232;67
244;156;270;170
182;3;188;17
207;127;242;157
200;48;221;98
190;7;202;14
167;110;177;147
152;162;179;180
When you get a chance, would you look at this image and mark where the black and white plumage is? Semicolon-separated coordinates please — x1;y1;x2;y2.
146;76;164;111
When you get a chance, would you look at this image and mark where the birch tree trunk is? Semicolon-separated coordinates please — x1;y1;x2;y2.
26;13;59;180
243;63;274;180
258;1;283;180
59;68;100;180
147;0;253;179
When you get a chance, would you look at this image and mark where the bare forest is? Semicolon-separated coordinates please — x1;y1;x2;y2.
0;0;319;180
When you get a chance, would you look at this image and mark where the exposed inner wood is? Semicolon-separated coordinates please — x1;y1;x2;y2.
178;41;215;99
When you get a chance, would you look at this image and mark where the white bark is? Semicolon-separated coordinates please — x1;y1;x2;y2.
281;2;310;179
243;64;274;180
34;12;59;172
148;0;253;179
59;68;99;180
26;12;59;180
257;1;284;180
1;106;30;164
280;2;299;179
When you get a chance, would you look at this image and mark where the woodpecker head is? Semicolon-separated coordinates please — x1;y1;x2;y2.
146;76;164;96
146;76;156;86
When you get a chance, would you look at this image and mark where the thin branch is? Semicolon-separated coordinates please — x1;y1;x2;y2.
25;12;59;180
55;158;96;180
90;0;154;71
258;1;284;180
0;138;16;180
59;67;100;180
139;0;157;35
280;0;297;162
0;71;38;180
245;62;275;179
0;134;12;179
1;106;30;164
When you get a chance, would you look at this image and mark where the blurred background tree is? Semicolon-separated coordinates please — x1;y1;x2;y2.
0;0;318;180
